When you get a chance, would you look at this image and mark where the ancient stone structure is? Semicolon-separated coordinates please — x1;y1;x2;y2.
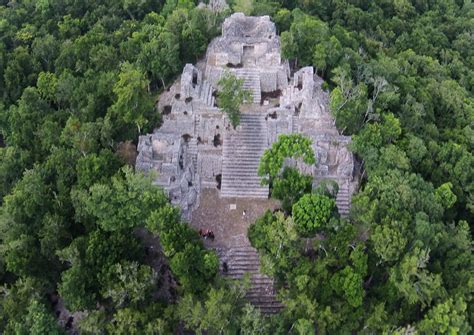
136;13;356;219
136;12;357;314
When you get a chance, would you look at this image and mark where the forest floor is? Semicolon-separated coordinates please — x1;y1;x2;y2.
190;189;279;248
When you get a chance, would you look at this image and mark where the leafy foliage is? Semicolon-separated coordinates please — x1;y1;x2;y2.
258;134;315;184
271;166;312;213
292;193;337;236
217;71;252;128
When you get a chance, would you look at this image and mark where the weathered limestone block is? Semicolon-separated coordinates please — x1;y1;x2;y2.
260;71;278;92
181;64;202;99
336;147;354;178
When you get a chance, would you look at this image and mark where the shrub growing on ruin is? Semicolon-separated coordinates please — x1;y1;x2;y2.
292;193;336;236
217;72;252;129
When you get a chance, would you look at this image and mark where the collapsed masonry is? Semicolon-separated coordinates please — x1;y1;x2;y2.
136;13;356;220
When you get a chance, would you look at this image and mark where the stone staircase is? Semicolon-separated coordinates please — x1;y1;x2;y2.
218;246;283;314
234;68;261;104
188;137;198;174
221;113;269;198
291;116;299;133
199;79;216;107
336;181;351;217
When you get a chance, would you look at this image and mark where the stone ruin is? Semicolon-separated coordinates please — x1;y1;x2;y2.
136;13;356;220
197;0;229;12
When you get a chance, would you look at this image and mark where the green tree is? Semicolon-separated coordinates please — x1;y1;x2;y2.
110;62;154;134
258;134;315;184
102;261;157;308
76;149;122;189
233;0;254;15
417;297;471;334
217;72;252;129
138;31;180;88
282;12;329;66
12;300;63;335
271;167;312;213
177;282;248;334
80;167;168;231
239;304;269;335
292;193;336;236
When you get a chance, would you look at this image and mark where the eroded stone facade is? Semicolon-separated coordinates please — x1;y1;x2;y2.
136;13;356;219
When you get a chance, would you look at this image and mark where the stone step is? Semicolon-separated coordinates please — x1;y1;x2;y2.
228;247;262;254
202;80;212;107
227;258;261;264
217;246;283;314
224;140;266;146
223;150;265;155
336;184;351;217
227;133;266;138
221;184;268;193
220;191;268;198
223;146;265;152
234;71;261;104
222;152;262;158
221;187;265;193
220;175;261;181
222;168;259;173
220;180;265;187
249;295;282;307
221;167;260;173
223;158;263;163
222;159;263;164
222;166;260;172
222;159;262;165
223;139;267;146
221;181;263;188
222;159;261;164
223;142;265;147
220;186;267;193
224;139;267;149
240;116;265;121
222;157;262;163
222;152;263;158
226;265;262;271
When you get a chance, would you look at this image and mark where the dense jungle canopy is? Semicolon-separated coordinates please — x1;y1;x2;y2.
0;0;472;333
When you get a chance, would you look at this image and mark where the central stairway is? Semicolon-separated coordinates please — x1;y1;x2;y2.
217;246;283;314
221;113;269;198
234;68;261;104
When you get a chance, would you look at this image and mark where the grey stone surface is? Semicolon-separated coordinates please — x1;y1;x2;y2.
198;0;229;12
204;13;290;103
136;13;356;220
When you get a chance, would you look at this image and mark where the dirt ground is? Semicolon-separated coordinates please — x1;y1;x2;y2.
190;189;280;248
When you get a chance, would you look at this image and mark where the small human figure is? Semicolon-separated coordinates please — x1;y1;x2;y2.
242;210;247;219
207;230;215;241
222;262;228;273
